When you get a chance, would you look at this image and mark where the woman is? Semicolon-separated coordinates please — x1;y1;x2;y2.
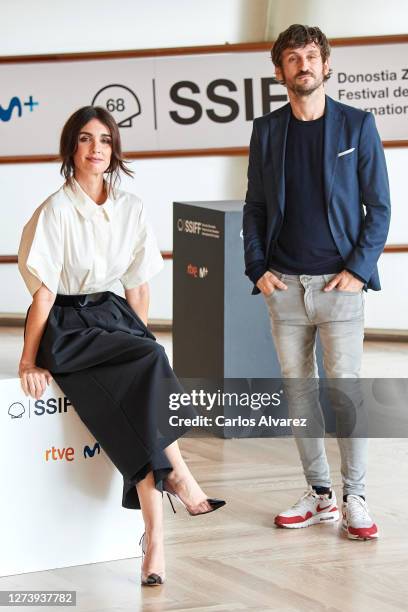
17;106;225;586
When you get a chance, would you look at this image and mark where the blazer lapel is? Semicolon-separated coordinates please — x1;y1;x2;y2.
269;103;291;216
323;95;344;209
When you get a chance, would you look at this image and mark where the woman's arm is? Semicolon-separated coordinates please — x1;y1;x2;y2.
124;282;150;325
19;284;56;399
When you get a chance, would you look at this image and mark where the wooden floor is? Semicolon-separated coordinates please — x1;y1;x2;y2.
1;330;408;611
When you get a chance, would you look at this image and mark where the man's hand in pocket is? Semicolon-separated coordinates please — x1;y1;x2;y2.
324;270;364;292
256;271;288;296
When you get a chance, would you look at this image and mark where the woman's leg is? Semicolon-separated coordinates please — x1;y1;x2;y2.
136;471;165;578
135;440;214;578
163;441;213;514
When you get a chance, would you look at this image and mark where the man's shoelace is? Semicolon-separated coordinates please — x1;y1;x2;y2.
292;490;318;510
347;497;370;521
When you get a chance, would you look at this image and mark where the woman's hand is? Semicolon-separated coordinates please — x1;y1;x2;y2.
19;362;53;399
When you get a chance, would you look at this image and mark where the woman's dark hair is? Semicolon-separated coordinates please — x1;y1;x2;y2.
271;24;332;82
60;105;133;195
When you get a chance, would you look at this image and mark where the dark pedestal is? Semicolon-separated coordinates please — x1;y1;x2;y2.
173;200;283;378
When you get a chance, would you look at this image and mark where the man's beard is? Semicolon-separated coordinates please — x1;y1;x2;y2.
286;71;325;97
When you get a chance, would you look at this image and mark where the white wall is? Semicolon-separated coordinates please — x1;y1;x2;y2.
266;0;408;38
0;0;269;55
1;0;407;328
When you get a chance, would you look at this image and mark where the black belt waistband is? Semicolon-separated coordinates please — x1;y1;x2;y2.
54;291;112;307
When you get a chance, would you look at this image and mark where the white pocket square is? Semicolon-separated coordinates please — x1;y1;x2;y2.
338;147;355;157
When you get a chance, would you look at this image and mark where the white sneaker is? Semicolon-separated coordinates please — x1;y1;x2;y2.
342;495;379;540
274;486;339;528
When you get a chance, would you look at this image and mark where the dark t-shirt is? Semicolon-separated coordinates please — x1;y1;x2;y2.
268;112;344;275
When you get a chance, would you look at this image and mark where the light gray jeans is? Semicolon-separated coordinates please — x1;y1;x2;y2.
265;270;367;497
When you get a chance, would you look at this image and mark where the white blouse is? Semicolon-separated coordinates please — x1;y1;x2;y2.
18;179;164;297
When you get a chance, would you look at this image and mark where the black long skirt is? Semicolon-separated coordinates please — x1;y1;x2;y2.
24;290;193;510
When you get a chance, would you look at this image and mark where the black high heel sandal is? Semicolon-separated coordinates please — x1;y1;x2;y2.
165;483;226;516
139;532;165;586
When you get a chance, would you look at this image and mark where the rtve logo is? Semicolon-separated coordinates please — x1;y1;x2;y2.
187;264;209;279
44;442;101;462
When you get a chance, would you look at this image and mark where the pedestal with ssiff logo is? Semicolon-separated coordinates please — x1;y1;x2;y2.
172;201;330;438
0;378;144;576
173;201;278;438
173;200;285;379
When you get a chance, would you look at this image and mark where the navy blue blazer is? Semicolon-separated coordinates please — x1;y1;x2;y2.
243;95;391;294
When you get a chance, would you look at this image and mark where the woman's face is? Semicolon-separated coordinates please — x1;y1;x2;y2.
73;118;112;177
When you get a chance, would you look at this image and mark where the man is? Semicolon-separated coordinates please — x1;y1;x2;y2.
243;24;391;540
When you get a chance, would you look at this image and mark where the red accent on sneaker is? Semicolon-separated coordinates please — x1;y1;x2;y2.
316;504;332;512
275;511;313;526
348;523;378;538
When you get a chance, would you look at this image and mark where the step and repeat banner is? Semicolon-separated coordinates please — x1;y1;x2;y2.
0;38;407;158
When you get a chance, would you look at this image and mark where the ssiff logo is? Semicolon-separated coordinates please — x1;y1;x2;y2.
8;402;25;419
187;264;208;279
177;219;202;235
92;84;141;127
8;396;72;419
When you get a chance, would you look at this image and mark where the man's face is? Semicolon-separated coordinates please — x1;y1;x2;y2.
275;42;329;97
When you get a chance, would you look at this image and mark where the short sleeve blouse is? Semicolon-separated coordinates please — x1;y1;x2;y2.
18;179;164;296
